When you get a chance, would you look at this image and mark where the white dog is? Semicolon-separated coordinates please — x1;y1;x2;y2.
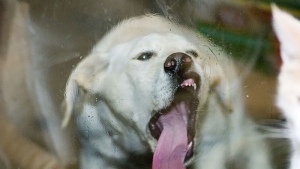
273;5;300;169
62;15;271;169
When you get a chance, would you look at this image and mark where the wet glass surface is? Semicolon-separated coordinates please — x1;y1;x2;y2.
0;0;298;169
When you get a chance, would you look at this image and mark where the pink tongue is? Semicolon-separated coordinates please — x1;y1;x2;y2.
152;102;188;169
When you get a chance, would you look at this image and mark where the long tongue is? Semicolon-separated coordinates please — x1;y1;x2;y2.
152;102;188;169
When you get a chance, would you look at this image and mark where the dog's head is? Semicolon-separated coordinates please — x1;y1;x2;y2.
62;20;233;166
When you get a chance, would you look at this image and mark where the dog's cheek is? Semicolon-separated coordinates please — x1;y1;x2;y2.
151;76;175;110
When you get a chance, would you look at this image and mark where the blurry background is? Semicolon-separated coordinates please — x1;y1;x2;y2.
1;0;300;168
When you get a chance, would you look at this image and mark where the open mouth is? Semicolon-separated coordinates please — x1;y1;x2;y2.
148;72;200;168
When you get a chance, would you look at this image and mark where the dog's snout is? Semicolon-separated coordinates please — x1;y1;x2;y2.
164;53;192;75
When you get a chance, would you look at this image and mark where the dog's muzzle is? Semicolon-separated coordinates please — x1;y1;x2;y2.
149;52;200;169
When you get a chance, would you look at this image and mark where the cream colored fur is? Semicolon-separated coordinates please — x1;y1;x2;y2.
63;15;271;169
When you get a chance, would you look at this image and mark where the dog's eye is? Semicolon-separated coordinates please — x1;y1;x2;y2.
187;50;198;58
137;52;153;61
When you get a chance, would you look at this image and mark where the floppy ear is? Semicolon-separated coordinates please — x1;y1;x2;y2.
272;4;300;63
200;56;233;113
214;75;233;113
211;64;233;113
62;54;108;127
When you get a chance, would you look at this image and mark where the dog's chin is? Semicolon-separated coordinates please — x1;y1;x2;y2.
148;72;200;165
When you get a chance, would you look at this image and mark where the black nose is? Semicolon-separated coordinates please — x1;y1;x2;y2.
164;53;192;75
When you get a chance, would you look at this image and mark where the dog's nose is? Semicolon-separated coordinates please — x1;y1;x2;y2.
164;53;192;75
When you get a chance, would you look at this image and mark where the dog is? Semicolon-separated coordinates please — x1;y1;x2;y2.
62;14;271;169
273;5;300;169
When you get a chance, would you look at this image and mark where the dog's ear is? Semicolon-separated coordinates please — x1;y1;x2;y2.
202;58;233;113
213;74;233;113
62;54;107;127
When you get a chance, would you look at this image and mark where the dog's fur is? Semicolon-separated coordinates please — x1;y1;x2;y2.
273;5;300;169
63;15;271;169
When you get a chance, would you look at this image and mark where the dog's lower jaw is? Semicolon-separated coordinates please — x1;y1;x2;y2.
152;101;194;169
148;90;199;169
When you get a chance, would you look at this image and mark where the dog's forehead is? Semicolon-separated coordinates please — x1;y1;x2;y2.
133;33;196;52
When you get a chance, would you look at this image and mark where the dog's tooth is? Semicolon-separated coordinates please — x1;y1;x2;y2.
193;83;197;90
188;142;193;149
